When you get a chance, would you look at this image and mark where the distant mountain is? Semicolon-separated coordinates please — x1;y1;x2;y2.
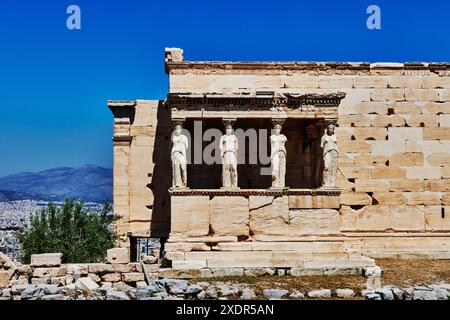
0;165;112;203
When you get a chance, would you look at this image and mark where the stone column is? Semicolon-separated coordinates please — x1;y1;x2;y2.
170;119;189;189
270;119;287;189
220;119;239;189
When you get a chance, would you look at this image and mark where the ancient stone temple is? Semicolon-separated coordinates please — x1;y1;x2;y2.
108;48;450;276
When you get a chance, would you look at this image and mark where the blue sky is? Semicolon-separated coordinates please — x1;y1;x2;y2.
0;0;449;176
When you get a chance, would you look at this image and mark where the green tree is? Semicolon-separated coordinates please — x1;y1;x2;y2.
18;199;116;264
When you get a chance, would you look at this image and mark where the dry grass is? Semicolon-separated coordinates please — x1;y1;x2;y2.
193;259;450;299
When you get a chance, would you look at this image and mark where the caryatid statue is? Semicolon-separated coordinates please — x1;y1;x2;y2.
270;123;287;188
219;123;238;188
321;123;339;188
171;124;188;188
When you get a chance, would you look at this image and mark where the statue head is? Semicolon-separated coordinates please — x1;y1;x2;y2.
225;125;234;135
174;124;183;136
326;124;335;136
274;124;282;135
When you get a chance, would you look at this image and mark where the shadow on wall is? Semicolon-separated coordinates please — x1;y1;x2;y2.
148;101;171;238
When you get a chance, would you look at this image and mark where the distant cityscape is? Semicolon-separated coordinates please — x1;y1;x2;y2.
0;165;113;260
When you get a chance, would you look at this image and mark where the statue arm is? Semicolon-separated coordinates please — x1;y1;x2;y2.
184;136;188;151
219;136;224;155
320;134;326;148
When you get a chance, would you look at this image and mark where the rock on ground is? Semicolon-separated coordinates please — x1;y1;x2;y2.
263;289;289;299
307;289;332;299
240;288;257;300
106;290;131;300
336;288;355;298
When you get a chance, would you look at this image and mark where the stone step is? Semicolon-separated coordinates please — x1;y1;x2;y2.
166;241;347;252
344;237;450;246
365;251;450;259
348;244;450;252
178;250;353;261
171;256;375;269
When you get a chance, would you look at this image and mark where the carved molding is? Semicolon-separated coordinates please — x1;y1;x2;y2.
169;188;341;197
167;92;346;121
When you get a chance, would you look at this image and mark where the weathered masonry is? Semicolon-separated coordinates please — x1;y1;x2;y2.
108;48;450;276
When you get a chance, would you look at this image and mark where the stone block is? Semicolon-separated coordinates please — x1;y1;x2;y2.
354;76;388;88
371;89;405;101
422;76;450;89
390;206;425;231
387;76;422;88
288;195;340;209
319;75;354;88
101;273;122;282
289;209;340;235
371;115;405;127
406;167;441;179
372;192;407;205
211;268;244;277
389;180;423;192
75;277;99;292
406;192;441;205
442;167;450;178
354;102;387;114
388;127;422;141
425;206;450;231
371;140;405;155
355;179;389;192
425;102;450;114
355;206;391;231
338;141;371;153
172;260;207;270
337;114;371;127
88;263;134;274
339;192;372;206
0;270;12;289
408;141;450;154
335;170;354;191
335;128;354;140
122;272;145;282
391;101;425;114
404;115;439;127
353;128;387;140
33;266;67;278
427;153;450;166
249;196;289;236
210;196;249;236
424;180;450;192
405;89;439;101
443;193;450;205
171;196;209;237
354;154;388;165
389;153;423;166
66;264;89;275
207;258;274;268
439;115;450;127
371;166;406;179
423;128;450;140
31;253;62;267
107;248;130;264
290;268;324;276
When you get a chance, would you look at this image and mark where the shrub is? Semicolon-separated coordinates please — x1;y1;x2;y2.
18;199;116;263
